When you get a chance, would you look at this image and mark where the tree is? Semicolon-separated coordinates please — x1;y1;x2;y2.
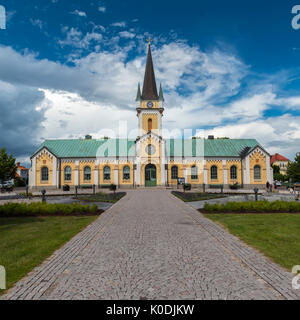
272;164;285;182
287;153;300;182
0;148;17;183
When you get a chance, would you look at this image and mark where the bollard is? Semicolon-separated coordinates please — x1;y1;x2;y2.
253;187;259;202
203;183;206;193
221;185;224;194
41;189;46;203
75;186;78;198
26;185;29;197
93;184;96;195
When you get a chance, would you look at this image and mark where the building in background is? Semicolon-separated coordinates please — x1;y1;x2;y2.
16;162;29;183
29;44;273;189
270;153;291;175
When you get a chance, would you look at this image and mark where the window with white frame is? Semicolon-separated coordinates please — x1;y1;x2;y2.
123;166;130;180
191;166;198;180
211;166;218;180
41;167;49;181
64;166;72;181
104;166;111;180
230;166;237;180
254;165;261;180
84;166;91;181
171;166;178;180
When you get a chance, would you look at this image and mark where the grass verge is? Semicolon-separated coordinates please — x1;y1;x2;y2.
77;192;126;203
172;191;227;202
0;216;98;294
204;213;300;270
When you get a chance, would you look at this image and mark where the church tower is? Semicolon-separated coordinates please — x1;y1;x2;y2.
136;43;164;137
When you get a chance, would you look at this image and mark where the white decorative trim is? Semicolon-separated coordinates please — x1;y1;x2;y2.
114;169;119;185
266;155;271;183
245;157;250;185
94;168;99;185
30;158;36;187
52;157;57;187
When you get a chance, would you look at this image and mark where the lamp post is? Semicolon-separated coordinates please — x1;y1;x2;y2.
253;187;259;202
41;189;46;203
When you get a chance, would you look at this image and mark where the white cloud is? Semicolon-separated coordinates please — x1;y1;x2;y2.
98;6;106;13
119;31;135;39
30;18;43;29
58;27;102;49
70;10;87;17
111;21;126;27
0;39;299;160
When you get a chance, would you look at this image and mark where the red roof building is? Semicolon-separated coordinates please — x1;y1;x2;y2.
270;153;291;175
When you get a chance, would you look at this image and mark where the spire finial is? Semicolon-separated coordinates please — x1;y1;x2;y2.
147;37;152;46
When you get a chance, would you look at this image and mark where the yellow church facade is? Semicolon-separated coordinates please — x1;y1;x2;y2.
29;44;273;189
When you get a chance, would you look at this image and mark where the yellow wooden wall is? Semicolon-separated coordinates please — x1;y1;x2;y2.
36;152;53;187
207;160;223;184
250;151;267;185
226;160;243;185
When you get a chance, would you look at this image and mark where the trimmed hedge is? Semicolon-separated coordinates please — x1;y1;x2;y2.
203;200;300;213
0;202;99;217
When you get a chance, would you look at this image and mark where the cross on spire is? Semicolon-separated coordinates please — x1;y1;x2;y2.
147;37;152;46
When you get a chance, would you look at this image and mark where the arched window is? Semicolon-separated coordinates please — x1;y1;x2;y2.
254;165;261;180
84;166;91;181
41;167;49;181
230;166;237;180
148;118;152;132
104;166;111;180
211;166;218;180
171;166;178;180
64;166;72;181
123;166;130;180
191;166;198;180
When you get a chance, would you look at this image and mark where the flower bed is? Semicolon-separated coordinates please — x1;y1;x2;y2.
203;200;300;214
0;202;101;217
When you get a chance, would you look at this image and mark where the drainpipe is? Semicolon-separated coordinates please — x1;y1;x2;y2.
58;158;62;189
241;157;244;188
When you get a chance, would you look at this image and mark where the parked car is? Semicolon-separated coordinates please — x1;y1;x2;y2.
294;182;300;189
0;180;14;192
274;181;282;188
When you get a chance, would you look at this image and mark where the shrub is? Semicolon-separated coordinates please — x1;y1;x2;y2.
19;192;33;198
0;202;100;217
183;184;192;191
203;200;300;213
230;183;241;190
63;185;70;191
14;177;26;187
110;184;117;192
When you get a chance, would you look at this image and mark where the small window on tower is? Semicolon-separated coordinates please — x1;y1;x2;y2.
148;118;152;132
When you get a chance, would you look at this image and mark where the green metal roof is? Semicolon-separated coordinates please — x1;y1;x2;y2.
34;139;136;158
34;138;260;159
166;139;259;157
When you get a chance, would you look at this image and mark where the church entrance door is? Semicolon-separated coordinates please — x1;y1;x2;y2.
145;164;157;187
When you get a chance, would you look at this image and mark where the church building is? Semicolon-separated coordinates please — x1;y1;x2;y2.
29;44;273;189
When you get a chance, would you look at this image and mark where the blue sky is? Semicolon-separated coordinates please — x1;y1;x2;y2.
0;0;300;164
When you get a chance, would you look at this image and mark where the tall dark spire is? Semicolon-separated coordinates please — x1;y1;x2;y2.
136;83;142;101
159;83;164;102
142;44;159;100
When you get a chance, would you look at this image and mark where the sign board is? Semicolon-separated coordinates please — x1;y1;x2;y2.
177;178;185;185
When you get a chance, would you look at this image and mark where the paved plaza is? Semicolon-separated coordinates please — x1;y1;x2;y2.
2;189;300;300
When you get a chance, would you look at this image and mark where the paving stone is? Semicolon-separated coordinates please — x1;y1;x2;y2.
1;189;299;300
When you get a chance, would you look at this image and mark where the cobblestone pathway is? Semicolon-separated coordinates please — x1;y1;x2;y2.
2;189;300;300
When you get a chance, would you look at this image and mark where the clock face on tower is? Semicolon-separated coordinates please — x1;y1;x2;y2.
146;144;156;155
147;101;154;108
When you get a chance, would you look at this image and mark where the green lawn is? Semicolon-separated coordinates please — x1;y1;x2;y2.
77;191;126;203
0;216;98;294
172;191;226;202
205;213;300;270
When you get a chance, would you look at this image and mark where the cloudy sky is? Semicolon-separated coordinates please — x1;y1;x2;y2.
0;0;300;165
